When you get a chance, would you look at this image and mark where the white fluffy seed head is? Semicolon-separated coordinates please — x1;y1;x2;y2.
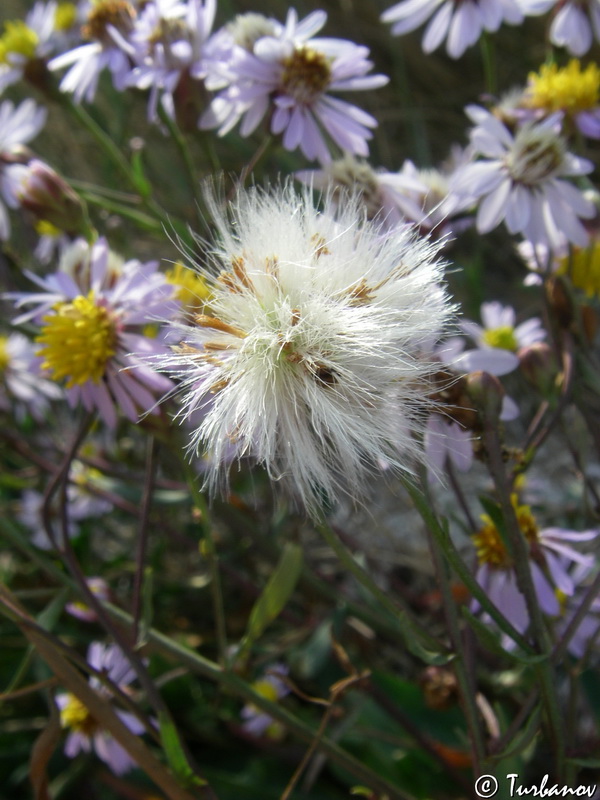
161;182;454;517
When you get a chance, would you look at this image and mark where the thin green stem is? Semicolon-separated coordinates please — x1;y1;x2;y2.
316;521;448;659
401;477;534;653
179;459;229;667
132;437;157;646
479;32;497;96
158;106;204;220
63;99;174;226
418;478;487;774
76;189;165;233
483;422;565;778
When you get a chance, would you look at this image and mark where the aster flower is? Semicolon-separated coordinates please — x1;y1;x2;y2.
10;237;176;428
472;494;598;634
201;8;389;164
295;154;429;230
452;105;595;248
66;577;111;621
33;219;73;264
460;301;546;353
123;0;216;123
517;223;600;297
18;460;112;550
0;98;47;240
165;261;213;316
424;414;474;479
0;1;62;91
435;335;520;380
151;183;453;517
201;11;280;91
18;488;80;550
0;331;62;420
49;0;136;102
380;0;524;59
241;664;289;739
521;0;600;56
391;154;474;237
56;642;145;775
524;59;600;138
424;334;520;482
558;592;600;659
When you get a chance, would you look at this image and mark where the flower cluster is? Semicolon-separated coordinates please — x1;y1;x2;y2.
39;1;389;163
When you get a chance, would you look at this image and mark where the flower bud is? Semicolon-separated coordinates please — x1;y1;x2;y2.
519;342;558;396
14;159;88;236
465;370;505;422
419;666;459;710
429;370;479;429
546;275;574;328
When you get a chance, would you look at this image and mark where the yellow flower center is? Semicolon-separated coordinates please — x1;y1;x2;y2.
36;292;117;388
527;60;600;115
0;21;39;64
472;496;539;568
281;46;332;104
481;325;518;351
506;126;565;185
60;694;98;736
0;336;10;373
82;0;135;43
165;263;212;312
558;241;600;298
252;679;280;703
55;3;78;32
35;220;62;237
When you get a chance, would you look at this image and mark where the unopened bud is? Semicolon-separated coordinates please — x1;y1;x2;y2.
419;666;459;710
546;275;574;328
429;370;479;430
14;159;88;236
519;343;558;396
465;370;505;422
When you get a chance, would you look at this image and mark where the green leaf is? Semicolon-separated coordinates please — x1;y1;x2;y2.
237;543;303;661
37;588;69;632
567;757;600;768
489;706;541;763
289;619;332;679
158;712;206;787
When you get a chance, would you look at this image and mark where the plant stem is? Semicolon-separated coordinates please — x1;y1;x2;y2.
158;106;204;220
418;477;487;774
479;32;497;96
63;99;175;227
401;477;534;653
316;520;448;660
180;460;229;667
483;422;565;778
132;436;156;646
